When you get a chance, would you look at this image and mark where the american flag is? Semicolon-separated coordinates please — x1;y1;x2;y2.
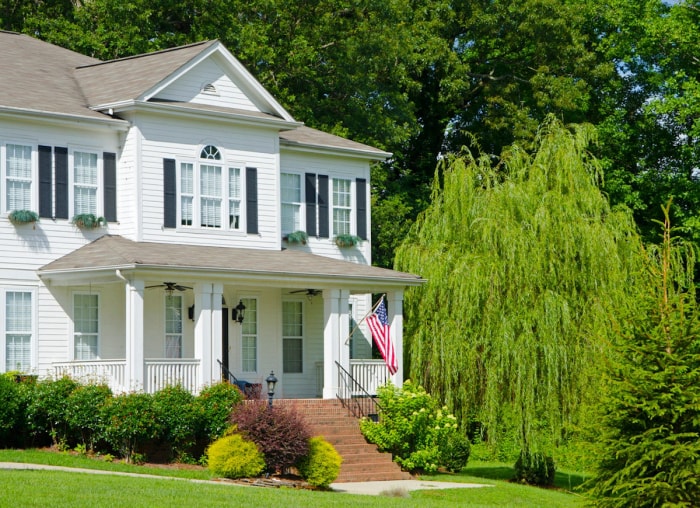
366;298;397;375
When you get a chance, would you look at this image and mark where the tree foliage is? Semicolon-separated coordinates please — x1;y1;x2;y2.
395;119;644;454
589;203;700;506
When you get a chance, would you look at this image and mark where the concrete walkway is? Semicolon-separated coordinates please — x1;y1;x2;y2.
0;462;492;496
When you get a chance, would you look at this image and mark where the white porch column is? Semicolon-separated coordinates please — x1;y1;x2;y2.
125;278;145;391
322;289;341;399
387;290;404;385
210;282;223;385
338;289;350;372
194;283;213;388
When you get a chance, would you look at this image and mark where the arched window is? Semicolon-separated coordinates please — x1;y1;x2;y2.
200;145;221;160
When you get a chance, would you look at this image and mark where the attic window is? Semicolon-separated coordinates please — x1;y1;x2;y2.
200;145;221;160
201;83;218;96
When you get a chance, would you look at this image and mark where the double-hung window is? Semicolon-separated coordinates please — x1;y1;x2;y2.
332;178;352;235
241;297;257;372
180;163;194;226
281;173;301;235
165;295;183;358
229;167;241;229
200;164;222;228
74;294;99;360
282;301;303;373
5;144;32;212
73;151;98;215
5;291;32;372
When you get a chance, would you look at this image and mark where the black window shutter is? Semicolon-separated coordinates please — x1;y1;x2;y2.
54;147;69;219
38;145;53;218
318;174;329;238
305;172;316;236
356;178;367;240
163;158;177;228
246;167;258;234
103;152;117;222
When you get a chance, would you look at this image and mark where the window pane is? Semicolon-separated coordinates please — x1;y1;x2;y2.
281;173;301;234
241;298;257;372
74;152;98;215
180;163;194;226
200;165;221;228
165;335;182;359
332;179;352;235
6;145;32;212
6;335;31;372
74;294;98;360
283;338;302;373
229;167;241;229
5;291;32;372
282;301;303;373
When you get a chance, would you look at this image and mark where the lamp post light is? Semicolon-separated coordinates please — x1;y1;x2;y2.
266;371;278;408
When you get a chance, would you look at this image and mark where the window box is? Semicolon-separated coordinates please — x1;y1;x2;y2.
283;230;308;245
72;213;105;230
8;210;39;227
334;234;362;248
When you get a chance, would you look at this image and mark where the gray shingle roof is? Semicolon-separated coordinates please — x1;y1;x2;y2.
280;126;391;158
38;235;424;287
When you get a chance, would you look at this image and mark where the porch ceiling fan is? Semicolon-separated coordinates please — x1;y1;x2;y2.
146;282;192;292
289;288;321;297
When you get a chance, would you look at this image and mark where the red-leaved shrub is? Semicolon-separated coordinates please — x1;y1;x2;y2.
231;401;310;473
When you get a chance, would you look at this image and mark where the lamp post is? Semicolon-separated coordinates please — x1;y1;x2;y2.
266;371;278;408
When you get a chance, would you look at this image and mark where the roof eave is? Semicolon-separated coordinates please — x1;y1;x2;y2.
0;106;130;131
280;140;392;161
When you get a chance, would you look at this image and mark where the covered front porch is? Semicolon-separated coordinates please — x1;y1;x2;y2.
38;236;423;398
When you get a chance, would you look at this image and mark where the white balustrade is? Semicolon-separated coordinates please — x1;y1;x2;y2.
53;360;127;393
350;359;389;396
144;359;200;394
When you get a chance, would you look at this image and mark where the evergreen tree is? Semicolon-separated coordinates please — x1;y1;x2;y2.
589;203;700;507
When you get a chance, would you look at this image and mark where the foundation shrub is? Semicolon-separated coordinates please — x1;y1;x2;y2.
206;432;266;479
25;376;79;446
101;392;161;463
297;436;342;487
231;401;310;473
65;383;113;451
0;374;21;445
196;382;243;441
153;385;202;459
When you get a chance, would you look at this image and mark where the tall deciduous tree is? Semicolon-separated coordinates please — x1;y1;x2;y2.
395;119;643;454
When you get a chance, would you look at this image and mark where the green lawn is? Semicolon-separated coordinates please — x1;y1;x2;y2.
0;450;589;507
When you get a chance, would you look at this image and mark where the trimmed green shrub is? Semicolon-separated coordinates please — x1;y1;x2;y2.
0;374;21;445
231;401;310;473
101;392;160;463
26;376;79;446
153;385;202;459
442;432;471;473
513;451;556;486
360;380;465;473
65;383;112;451
207;432;265;479
196;382;243;441
297;436;342;488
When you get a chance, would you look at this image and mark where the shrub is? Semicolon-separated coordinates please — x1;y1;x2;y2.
297;436;342;488
25;376;79;446
101;392;160;462
65;383;112;451
360;380;466;473
513;451;556;486
206;432;266;479
153;385;202;459
231;401;310;473
442;432;471;473
196;382;243;441
0;374;21;445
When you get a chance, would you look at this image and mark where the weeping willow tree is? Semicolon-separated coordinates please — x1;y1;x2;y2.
394;118;644;455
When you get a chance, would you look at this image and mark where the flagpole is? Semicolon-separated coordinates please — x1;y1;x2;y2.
344;294;385;345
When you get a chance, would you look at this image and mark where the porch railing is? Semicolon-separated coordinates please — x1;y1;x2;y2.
53;360;126;393
335;360;381;420
145;359;200;394
350;359;390;396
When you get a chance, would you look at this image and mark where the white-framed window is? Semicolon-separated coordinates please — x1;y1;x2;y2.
5;144;33;212
165;295;183;358
178;145;243;231
333;178;352;235
74;293;99;360
73;151;99;215
282;300;303;373
4;291;33;372
281;173;302;235
241;297;257;372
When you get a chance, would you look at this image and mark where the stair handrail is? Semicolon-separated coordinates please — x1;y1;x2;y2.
217;359;240;385
335;360;381;420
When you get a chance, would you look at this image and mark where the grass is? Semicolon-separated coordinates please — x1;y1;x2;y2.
0;450;590;507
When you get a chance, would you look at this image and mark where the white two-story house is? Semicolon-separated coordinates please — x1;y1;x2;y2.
0;31;424;399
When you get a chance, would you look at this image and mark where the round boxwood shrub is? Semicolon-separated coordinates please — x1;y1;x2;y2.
207;432;265;479
442;432;471;473
513;451;556;486
297;436;342;488
196;382;243;441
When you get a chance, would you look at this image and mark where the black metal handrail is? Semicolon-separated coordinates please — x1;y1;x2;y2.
217;359;261;400
335;360;381;420
217;359;239;385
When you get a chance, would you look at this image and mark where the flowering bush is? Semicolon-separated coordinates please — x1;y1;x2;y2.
360;380;469;473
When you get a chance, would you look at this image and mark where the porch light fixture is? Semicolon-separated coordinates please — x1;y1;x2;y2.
266;370;278;408
231;300;246;324
188;305;195;321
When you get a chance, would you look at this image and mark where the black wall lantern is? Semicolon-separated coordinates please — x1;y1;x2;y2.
266;370;278;407
188;305;195;321
231;300;246;324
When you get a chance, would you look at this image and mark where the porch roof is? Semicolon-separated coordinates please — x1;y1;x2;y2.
38;235;424;290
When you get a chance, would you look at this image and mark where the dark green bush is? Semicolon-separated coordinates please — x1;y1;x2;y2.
513;451;556;486
442;432;471;473
101;392;160;462
196;382;243;441
0;374;21;445
25;376;79;446
153;385;202;459
206;432;265;479
65;383;112;451
231;401;310;473
297;436;342;488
